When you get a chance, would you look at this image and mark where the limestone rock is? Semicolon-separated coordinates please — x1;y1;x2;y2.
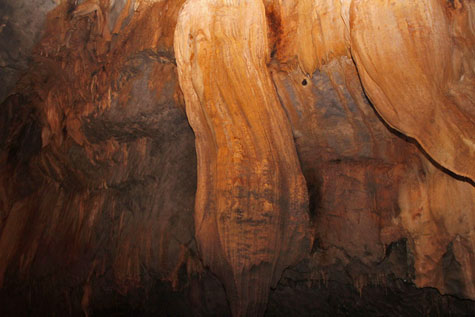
175;1;312;315
350;0;475;180
0;0;474;316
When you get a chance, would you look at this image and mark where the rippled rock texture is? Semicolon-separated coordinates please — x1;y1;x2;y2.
0;0;474;316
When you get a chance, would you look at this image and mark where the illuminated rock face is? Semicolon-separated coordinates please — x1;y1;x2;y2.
0;0;474;316
350;0;475;181
174;1;311;315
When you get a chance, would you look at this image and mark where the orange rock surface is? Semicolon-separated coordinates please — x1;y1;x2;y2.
0;0;474;316
175;1;312;315
350;0;475;180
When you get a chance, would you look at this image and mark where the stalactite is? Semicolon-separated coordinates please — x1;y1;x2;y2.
350;0;475;180
175;0;312;315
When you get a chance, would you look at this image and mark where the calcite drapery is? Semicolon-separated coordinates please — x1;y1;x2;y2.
175;0;312;315
399;159;475;299
0;0;475;315
350;0;475;181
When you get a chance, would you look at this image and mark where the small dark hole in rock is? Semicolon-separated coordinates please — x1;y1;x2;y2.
302;79;307;86
270;48;277;58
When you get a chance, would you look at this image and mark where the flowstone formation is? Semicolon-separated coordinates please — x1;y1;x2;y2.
175;1;312;315
0;0;474;316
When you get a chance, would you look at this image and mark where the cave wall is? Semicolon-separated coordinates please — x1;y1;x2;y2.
0;0;474;316
0;0;57;103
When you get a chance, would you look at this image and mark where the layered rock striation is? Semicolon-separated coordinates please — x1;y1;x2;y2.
0;0;474;316
175;1;312;315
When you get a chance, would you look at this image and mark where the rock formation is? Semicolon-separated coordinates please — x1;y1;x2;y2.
175;1;311;315
0;0;474;316
351;0;475;181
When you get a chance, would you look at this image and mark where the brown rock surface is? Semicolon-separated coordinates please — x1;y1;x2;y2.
175;1;311;315
350;0;475;180
0;0;474;316
0;1;198;313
